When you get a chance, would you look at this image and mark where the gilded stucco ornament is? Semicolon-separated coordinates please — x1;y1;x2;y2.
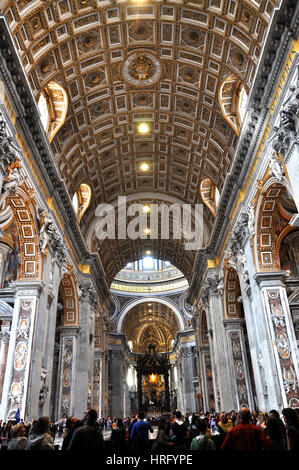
121;51;163;87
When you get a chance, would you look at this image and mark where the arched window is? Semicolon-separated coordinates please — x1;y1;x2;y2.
219;75;249;135
37;81;68;143
237;86;249;123
72;183;92;222
200;178;220;217
38;92;50;132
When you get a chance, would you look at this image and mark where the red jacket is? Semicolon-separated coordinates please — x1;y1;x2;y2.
221;423;271;451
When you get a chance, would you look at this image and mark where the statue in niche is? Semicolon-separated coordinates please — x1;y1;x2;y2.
257;350;268;397
38;209;55;254
2;160;24;194
247;203;255;238
269;154;284;182
39;368;49;405
4;221;21;286
217;272;224;296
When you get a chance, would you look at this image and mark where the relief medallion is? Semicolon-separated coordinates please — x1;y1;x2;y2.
121;51;163;87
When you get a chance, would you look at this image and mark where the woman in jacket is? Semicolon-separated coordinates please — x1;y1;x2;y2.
26;417;55;450
8;423;27;450
282;408;299;451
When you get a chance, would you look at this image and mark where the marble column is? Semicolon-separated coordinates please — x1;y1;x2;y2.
239;235;272;411
254;271;299;409
163;369;170;411
208;286;236;411
109;348;124;417
57;326;79;419
180;345;196;413
137;368;142;412
73;280;95;419
199;346;214;412
0;281;43;421
93;351;103;416
200;345;215;411
36;254;62;418
0;325;10;402
223;318;254;410
202;303;219;412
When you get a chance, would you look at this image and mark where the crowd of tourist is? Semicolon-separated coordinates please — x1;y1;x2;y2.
0;406;299;451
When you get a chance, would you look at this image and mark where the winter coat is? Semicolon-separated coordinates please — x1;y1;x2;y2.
8;437;28;450
67;424;105;451
26;433;55;450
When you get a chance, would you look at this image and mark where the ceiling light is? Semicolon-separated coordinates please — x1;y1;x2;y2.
144;228;150;234
138;122;150;134
143;205;150;213
145;250;151;255
140;162;149;171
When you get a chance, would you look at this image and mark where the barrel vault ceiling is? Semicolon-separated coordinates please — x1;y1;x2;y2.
2;0;278;283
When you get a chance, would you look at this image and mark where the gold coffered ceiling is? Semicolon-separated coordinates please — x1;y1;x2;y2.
122;301;179;354
3;0;278;280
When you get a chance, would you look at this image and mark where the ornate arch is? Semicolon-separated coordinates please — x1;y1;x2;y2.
58;267;79;327
199;178;220;217
255;177;294;272
2;185;42;281
38;81;68;143
218;74;247;136
200;310;209;346
116;296;185;332
223;265;242;318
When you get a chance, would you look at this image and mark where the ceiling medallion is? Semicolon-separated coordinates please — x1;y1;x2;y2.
121;51;163;87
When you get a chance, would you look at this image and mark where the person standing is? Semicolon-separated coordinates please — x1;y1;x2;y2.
8;423;27;450
282;408;299;451
264;417;286;450
61;417;83;451
130;412;153;451
221;407;271;451
217;413;233;447
170;411;188;449
190;420;216;451
0;422;9;451
26;417;55;450
67;409;105;451
110;418;127;451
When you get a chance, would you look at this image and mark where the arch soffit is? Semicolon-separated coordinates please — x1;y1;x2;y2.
254;175;294;272
116;297;185;333
5;185;42;281
59;268;79;327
